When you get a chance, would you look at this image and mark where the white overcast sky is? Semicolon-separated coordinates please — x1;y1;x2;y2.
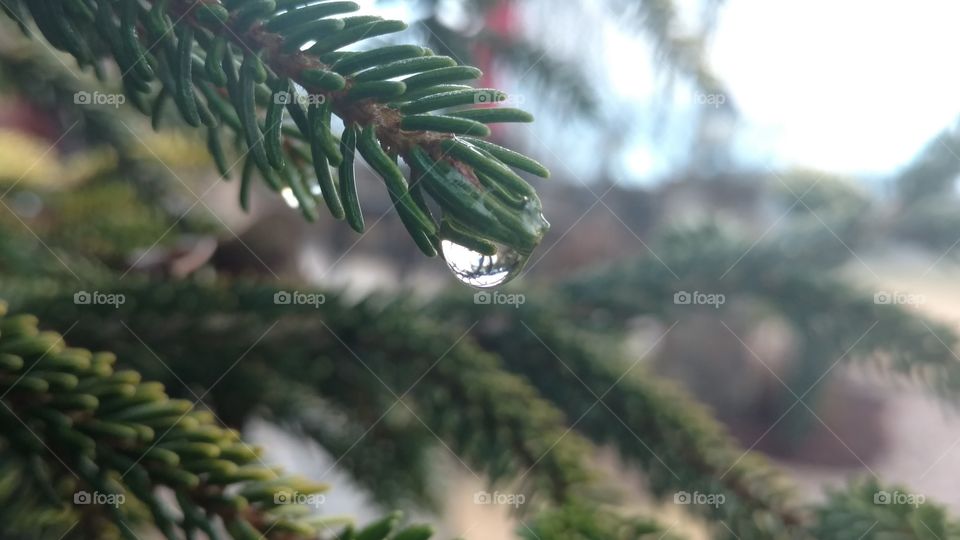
363;0;960;182
708;0;960;177
551;0;960;181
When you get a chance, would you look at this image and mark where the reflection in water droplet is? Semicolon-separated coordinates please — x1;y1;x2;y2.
280;187;299;209
441;240;529;289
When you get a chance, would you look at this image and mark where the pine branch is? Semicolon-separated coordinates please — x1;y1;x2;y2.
11;281;690;535
557;226;960;401
0;301;440;539
813;478;960;540
519;501;678;540
433;285;960;538
10;234;960;538
15;280;953;540
5;0;551;263
256;370;440;508
433;299;811;539
19;282;595;505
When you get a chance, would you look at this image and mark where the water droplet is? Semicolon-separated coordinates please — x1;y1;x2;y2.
441;240;529;289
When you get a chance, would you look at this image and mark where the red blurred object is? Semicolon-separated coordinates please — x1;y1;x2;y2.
0;97;61;141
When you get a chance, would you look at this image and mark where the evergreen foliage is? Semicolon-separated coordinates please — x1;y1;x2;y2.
2;0;551;259
0;301;440;539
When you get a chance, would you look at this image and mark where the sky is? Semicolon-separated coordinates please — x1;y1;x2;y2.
555;0;960;183
361;0;960;183
708;0;960;177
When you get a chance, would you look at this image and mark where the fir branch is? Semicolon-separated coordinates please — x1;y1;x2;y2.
11;256;960;538
14;282;611;518
255;367;439;508
0;301;441;539
557;226;960;401
434;299;811;539
813;478;960;540
519;501;678;540
5;0;551;261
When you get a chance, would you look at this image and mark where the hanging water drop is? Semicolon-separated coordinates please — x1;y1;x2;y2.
441;240;529;289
